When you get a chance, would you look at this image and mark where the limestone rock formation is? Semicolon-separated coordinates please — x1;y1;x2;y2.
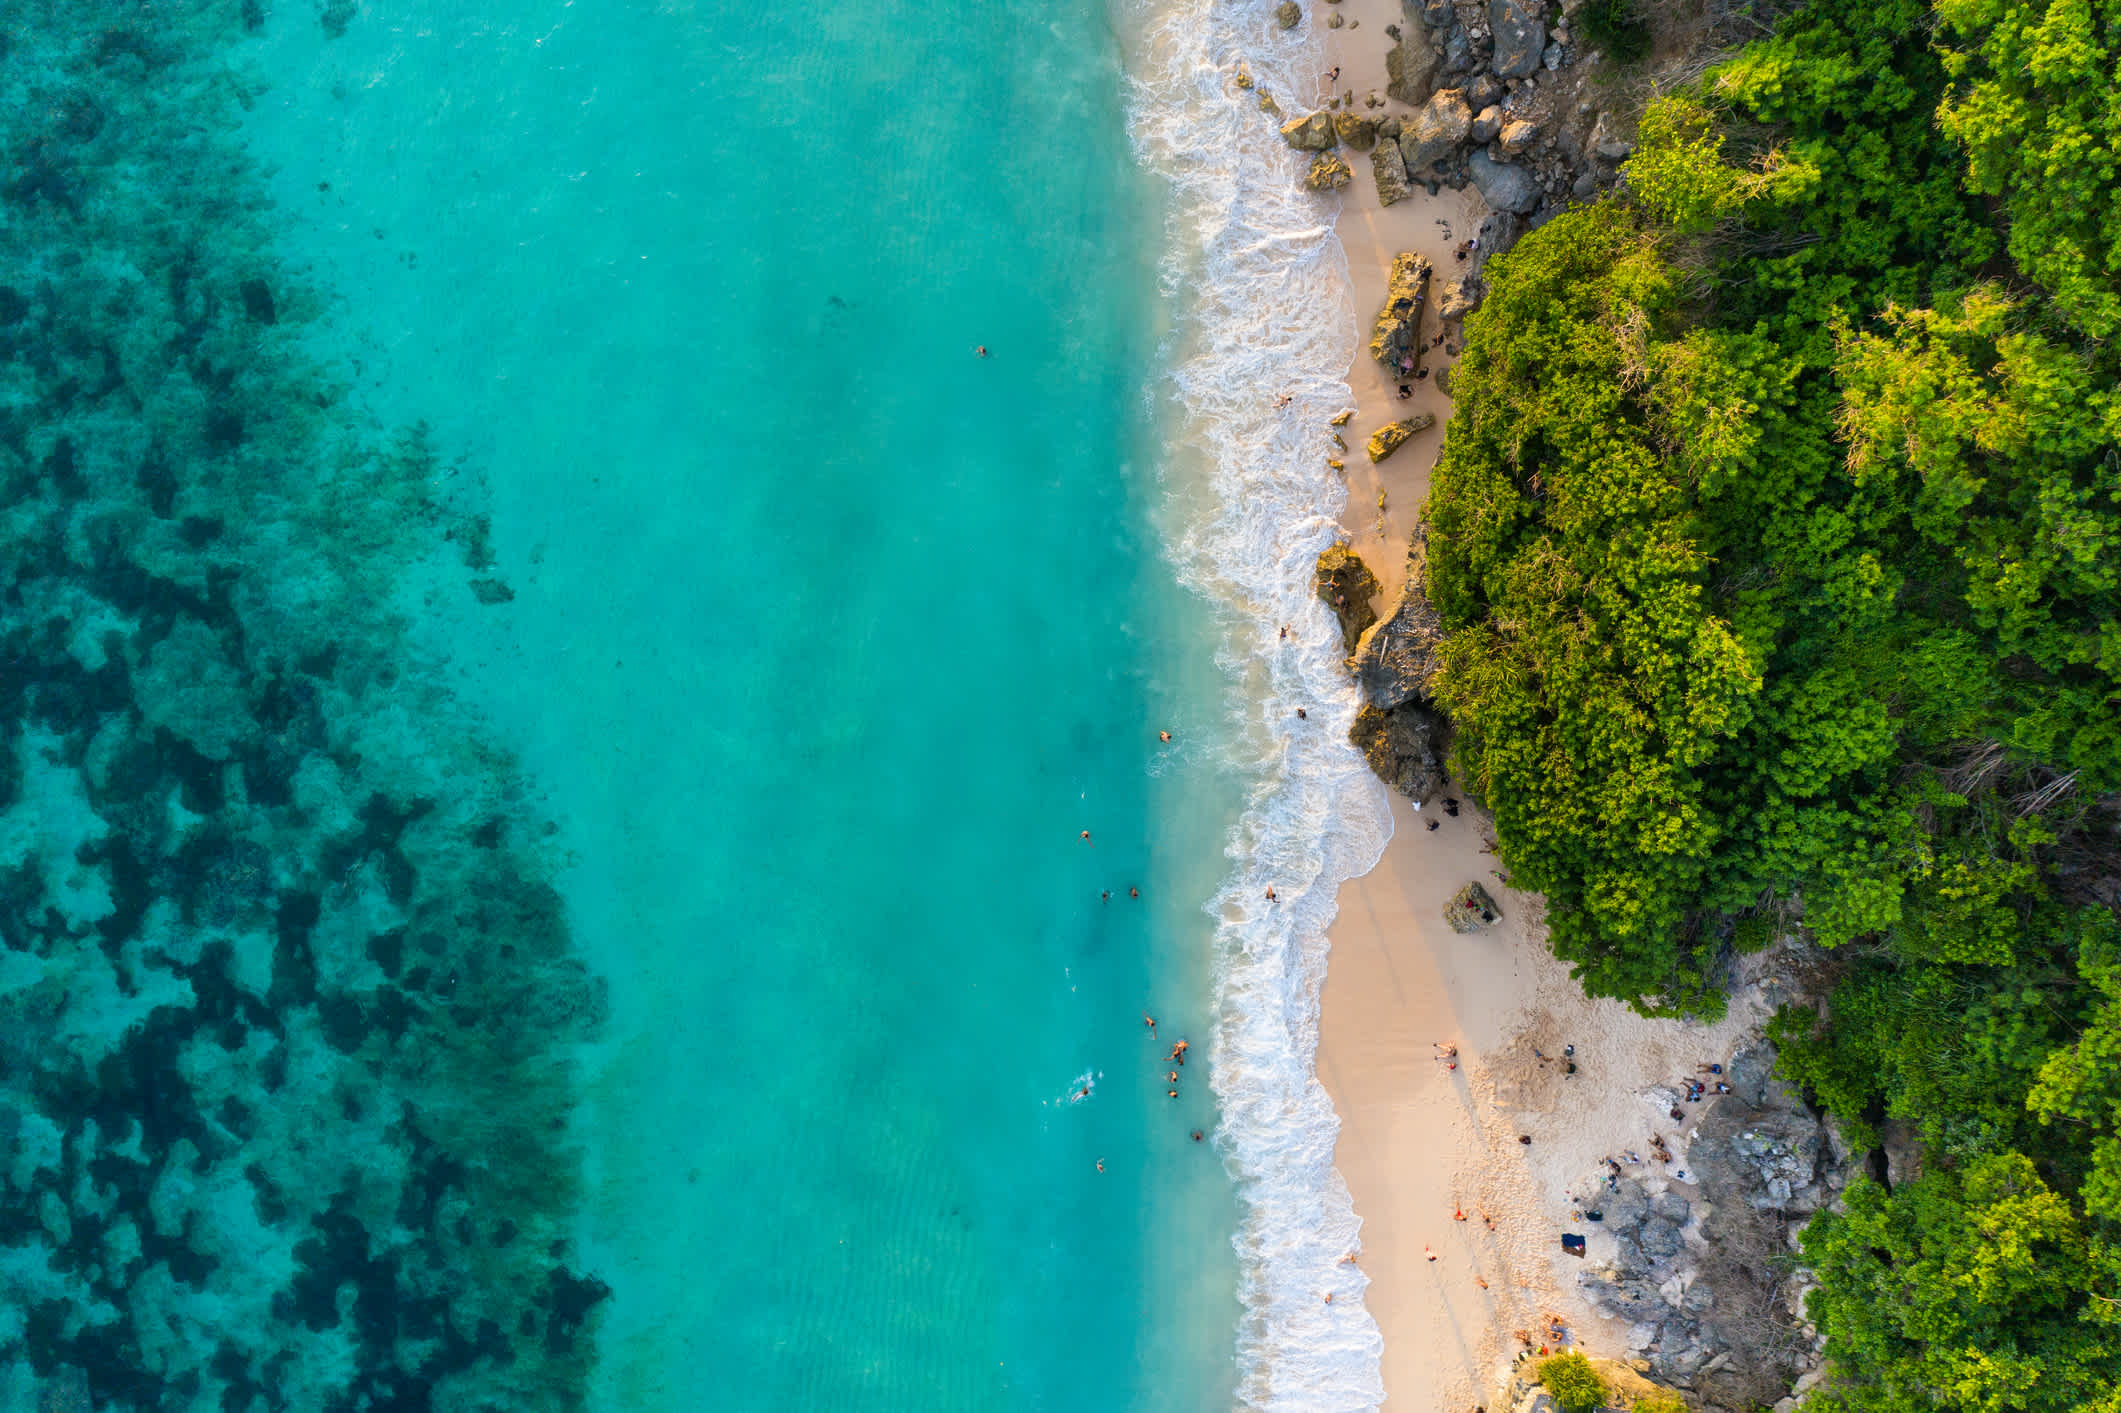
1488;0;1547;77
1398;88;1471;174
1366;413;1434;463
1305;151;1354;191
1350;549;1446;707
1280;110;1337;151
1369;250;1432;375
1444;881;1502;931
1314;542;1381;654
1276;0;1302;28
1469;149;1540;213
1351;701;1448;801
1371;139;1413;206
1334;110;1378;151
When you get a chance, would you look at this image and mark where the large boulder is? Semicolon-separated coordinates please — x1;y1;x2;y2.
1498;117;1539;155
1314;543;1381;654
1438;275;1483;319
1280;111;1338;151
1351;700;1448;800
1370;140;1413;206
1366;413;1434;463
1334;110;1378;151
1469;104;1504;145
1489;0;1547;77
1350;547;1445;707
1385;19;1441;106
1369;250;1432;374
1469;149;1541;213
1305;151;1354;191
1276;0;1302;27
1444;881;1503;932
1398;88;1471;174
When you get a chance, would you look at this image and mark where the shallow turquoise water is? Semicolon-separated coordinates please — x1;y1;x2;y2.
235;1;1249;1409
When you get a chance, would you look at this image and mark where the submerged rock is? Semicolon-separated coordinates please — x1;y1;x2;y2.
1371;139;1413;206
1280;110;1338;151
1305;151;1354;191
1469;149;1541;213
1314;543;1381;655
1350;545;1446;707
1366;413;1434;463
1351;700;1448;800
1445;881;1503;932
1370;250;1432;375
1399;88;1471;174
1277;0;1302;27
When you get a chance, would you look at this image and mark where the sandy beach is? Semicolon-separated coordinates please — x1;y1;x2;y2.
1312;3;1768;1406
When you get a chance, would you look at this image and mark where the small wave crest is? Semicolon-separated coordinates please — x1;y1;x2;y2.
1120;2;1393;1408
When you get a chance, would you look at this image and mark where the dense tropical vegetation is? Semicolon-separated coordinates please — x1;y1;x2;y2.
1425;0;2121;1404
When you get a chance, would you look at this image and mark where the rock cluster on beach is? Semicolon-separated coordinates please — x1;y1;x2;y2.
1366;413;1434;462
1370;251;1433;377
1340;538;1452;803
0;7;608;1406
1315;543;1384;655
1572;1043;1845;1412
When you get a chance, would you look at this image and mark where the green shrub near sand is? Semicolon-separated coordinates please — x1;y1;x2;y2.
1632;1393;1687;1413
1538;1352;1610;1413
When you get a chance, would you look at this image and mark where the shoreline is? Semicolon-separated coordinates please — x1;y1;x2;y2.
1310;2;1768;1407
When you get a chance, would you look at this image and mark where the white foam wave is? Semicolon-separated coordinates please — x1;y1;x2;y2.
1118;3;1394;1408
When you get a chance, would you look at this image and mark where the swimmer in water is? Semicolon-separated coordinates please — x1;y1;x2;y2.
1159;730;1171;743
977;345;989;357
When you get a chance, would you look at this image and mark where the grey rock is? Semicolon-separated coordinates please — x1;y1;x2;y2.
1498;117;1539;155
1443;27;1473;70
1281;111;1338;151
1371;140;1413;206
1543;39;1567;69
1467;72;1503;107
1469;104;1504;144
1350;549;1446;707
1468;149;1540;212
1444;880;1503;932
1639;1218;1684;1258
1572;168;1598;199
1399;88;1472;173
1650;1191;1691;1224
1386;20;1441;106
1277;0;1302;28
1419;0;1454;26
1489;0;1546;76
1589;110;1635;159
1377;113;1405;140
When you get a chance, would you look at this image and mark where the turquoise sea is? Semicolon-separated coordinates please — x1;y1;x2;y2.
0;0;1388;1408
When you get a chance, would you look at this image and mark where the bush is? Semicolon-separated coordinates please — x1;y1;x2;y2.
1538;1351;1610;1413
1579;0;1650;63
1633;1394;1688;1413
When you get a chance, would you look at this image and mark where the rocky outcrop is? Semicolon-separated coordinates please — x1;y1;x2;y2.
1334;110;1378;151
1398;88;1471;174
1489;0;1546;77
1276;0;1302;28
1351;701;1447;800
1366;413;1434;463
1498;117;1539;155
1314;543;1381;655
1306;151;1354;191
1575;1042;1844;1412
1371;139;1413;206
1469;149;1540;212
1280;110;1337;151
1370;251;1431;375
1350;547;1445;707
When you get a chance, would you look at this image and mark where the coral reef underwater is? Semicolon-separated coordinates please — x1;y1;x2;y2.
1;3;608;1407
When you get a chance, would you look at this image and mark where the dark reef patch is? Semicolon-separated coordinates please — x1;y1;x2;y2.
0;4;604;1408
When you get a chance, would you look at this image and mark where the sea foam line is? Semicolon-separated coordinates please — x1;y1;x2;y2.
1120;2;1394;1408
